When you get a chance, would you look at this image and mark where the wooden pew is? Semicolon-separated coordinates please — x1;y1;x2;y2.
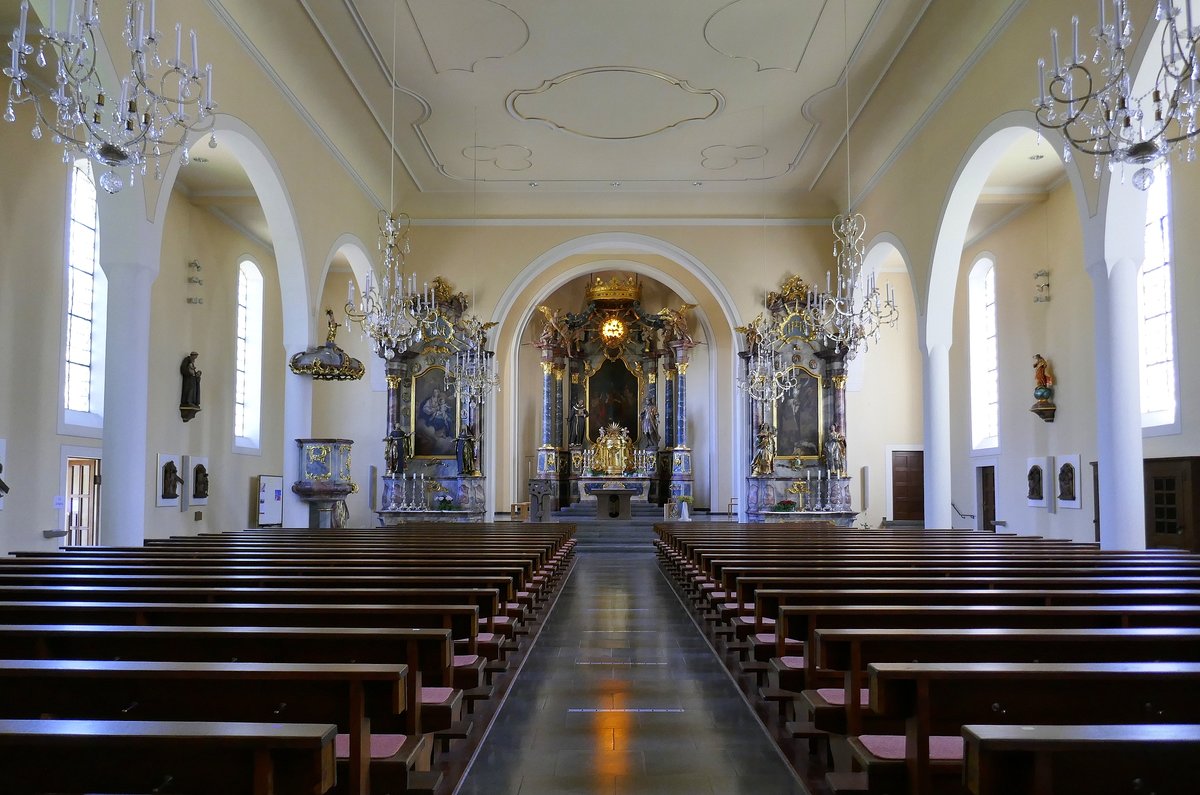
806;626;1200;736
859;661;1200;795
0;718;337;795
0;659;414;795
961;723;1200;795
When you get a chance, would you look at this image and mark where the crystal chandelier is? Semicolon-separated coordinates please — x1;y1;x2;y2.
793;1;898;360
1034;0;1200;189
736;314;798;404
444;314;500;403
4;0;217;194
344;211;437;360
802;212;898;358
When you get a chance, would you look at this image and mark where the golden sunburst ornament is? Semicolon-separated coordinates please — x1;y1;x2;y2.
599;316;628;347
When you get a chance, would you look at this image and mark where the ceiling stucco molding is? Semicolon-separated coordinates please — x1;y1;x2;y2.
851;0;1028;209
464;144;534;172
405;0;529;74
703;0;826;73
506;67;725;141
700;144;768;171
207;0;383;208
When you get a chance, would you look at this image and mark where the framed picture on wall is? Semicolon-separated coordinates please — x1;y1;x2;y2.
182;455;209;509
774;365;822;463
156;453;182;508
1025;456;1053;509
411;365;459;458
1055;453;1082;510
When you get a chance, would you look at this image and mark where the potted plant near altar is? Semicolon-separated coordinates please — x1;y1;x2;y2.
771;499;797;513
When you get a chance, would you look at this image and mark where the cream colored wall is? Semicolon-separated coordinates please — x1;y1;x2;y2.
143;197;284;539
950;181;1097;542
0;114;85;551
845;269;924;527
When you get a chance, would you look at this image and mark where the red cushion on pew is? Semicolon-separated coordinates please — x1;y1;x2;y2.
778;656;805;670
816;687;869;706
477;632;498;643
421;687;456;705
756;633;800;645
334;733;408;759
759;617;776;625
858;734;963;761
453;654;482;667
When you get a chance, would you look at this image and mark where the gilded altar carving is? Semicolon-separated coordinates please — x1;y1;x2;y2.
591;422;634;475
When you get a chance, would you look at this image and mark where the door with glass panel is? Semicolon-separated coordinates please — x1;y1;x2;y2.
65;457;101;546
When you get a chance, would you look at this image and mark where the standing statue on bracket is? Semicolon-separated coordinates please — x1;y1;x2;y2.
457;424;478;477
179;352;202;422
657;303;697;346
750;421;777;476
1030;353;1057;422
537;305;576;355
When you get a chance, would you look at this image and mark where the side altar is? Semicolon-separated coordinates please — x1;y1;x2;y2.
739;275;860;527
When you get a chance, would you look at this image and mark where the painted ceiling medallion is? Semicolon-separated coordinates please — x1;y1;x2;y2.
507;67;724;140
406;0;529;73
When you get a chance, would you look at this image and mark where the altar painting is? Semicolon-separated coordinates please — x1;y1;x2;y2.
411;365;459;458
587;359;639;444
774;365;821;462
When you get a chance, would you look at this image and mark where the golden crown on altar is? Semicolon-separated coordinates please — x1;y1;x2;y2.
586;274;641;305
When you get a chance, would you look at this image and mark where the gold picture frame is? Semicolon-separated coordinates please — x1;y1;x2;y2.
586;358;641;444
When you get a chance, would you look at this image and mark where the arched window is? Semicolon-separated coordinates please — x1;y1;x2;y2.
968;256;999;451
1138;165;1178;431
62;159;108;432
234;259;263;450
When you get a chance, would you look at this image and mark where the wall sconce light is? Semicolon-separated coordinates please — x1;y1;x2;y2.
1033;270;1050;303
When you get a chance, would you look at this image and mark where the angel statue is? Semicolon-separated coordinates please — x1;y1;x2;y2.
537;305;576;355
462;315;499;349
735;314;766;356
657;303;697;346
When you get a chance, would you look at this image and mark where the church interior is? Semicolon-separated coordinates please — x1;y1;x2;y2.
2;1;1200;793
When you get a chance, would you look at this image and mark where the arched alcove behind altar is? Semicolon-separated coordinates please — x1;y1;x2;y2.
488;234;744;517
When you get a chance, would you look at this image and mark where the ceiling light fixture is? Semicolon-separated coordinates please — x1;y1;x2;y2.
4;0;217;193
344;0;435;360
1034;0;1200;189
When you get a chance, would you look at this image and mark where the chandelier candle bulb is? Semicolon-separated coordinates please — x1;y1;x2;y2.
1051;28;1060;76
67;0;77;39
49;1;55;36
17;2;27;42
149;0;156;40
189;29;197;77
135;4;143;50
1072;16;1080;65
173;22;180;65
204;63;211;109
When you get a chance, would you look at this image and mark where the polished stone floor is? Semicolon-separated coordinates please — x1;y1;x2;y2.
456;522;809;795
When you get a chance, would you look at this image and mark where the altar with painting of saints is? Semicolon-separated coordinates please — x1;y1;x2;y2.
740;275;857;525
530;274;697;516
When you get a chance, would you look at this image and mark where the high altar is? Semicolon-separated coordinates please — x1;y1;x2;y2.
739;275;857;526
528;275;696;519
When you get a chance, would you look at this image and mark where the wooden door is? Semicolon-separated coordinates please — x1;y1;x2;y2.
978;466;996;532
891;450;925;522
65;457;101;546
1144;458;1197;551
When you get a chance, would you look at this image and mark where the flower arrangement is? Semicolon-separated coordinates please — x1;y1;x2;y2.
434;495;458;511
771;499;797;512
677;495;693;505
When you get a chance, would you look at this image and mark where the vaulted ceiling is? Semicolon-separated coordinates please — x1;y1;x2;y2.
194;0;1059;223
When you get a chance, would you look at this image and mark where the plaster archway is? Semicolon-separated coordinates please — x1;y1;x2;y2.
922;111;1088;529
488;232;745;519
155;115;313;527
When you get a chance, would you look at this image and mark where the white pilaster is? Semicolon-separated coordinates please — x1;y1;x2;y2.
921;339;952;529
282;355;313;528
1090;257;1146;549
99;261;156;546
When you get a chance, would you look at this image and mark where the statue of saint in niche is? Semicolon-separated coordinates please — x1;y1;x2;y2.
1027;465;1044;501
161;460;183;500
1058;462;1076;502
180;352;202;422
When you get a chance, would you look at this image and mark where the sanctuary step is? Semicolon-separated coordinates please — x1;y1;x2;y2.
553;501;664;519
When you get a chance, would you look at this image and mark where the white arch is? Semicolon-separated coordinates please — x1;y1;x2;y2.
922;111;1088;529
155;115;312;526
846;232;914;392
488;232;746;518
